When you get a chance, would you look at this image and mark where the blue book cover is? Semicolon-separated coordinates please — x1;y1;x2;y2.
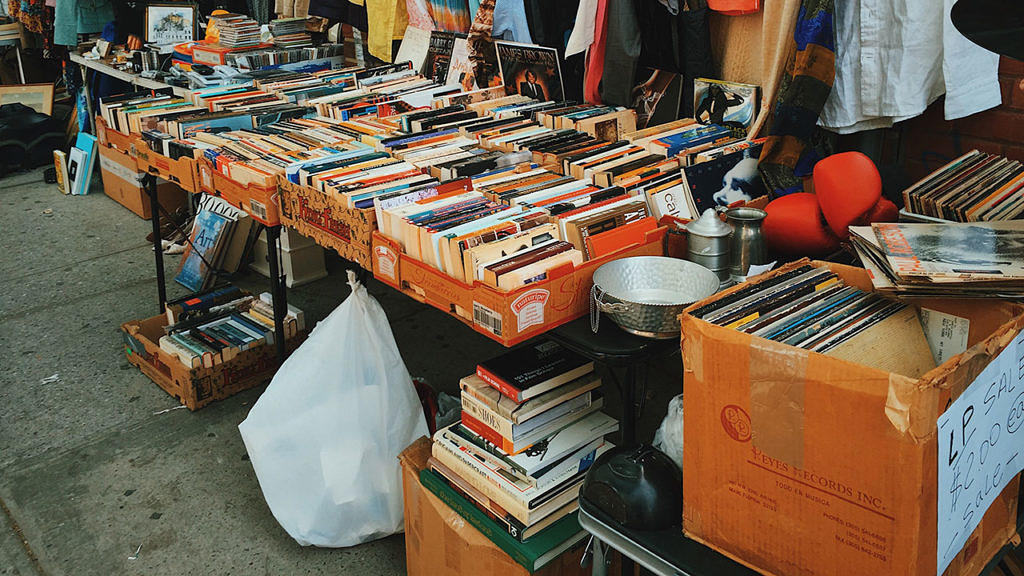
178;114;255;139
174;210;232;292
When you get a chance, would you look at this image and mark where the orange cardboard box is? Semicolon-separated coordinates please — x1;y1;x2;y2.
680;259;1024;576
371;226;666;347
400;437;598;576
196;158;281;226
97;144;186;219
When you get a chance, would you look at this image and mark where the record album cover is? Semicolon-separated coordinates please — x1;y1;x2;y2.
681;142;764;214
693;78;759;132
422;31;458;84
496;42;564;103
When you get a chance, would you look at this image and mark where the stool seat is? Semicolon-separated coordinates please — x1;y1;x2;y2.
548;316;679;367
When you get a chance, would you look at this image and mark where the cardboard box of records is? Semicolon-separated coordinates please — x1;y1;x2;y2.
680;258;1024;576
371;224;666;347
276;175;377;269
400;437;604;576
120;310;306;411
196;158;282;227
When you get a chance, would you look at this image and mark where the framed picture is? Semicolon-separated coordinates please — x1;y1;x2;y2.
0;83;54;115
145;3;197;45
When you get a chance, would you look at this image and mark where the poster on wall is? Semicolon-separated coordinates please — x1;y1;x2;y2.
495;41;563;102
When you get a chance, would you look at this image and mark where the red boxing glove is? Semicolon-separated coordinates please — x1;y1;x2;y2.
814;151;897;240
763;193;841;256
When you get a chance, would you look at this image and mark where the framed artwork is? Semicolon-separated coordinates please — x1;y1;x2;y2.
145;3;197;45
0;83;54;115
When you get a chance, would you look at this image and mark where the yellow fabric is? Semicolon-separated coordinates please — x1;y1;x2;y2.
364;0;408;62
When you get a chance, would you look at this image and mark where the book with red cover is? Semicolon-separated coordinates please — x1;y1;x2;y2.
476;340;594;403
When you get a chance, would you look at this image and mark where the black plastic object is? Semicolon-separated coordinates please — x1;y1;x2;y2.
581;444;682;530
952;0;1024;60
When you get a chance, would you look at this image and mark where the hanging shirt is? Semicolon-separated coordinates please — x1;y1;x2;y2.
565;0;598;57
491;0;531;43
820;0;1001;134
53;0;114;46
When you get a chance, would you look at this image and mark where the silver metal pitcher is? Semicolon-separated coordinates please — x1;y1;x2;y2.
726;207;768;282
685;208;732;283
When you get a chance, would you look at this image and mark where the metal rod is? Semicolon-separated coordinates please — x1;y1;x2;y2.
265;225;288;363
622;365;637;447
146;174;167;313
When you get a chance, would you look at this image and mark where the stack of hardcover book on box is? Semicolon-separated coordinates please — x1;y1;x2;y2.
210;13;262;48
425;339;616;571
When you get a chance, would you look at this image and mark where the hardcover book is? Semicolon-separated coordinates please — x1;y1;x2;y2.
175;209;233;292
476;340;593;403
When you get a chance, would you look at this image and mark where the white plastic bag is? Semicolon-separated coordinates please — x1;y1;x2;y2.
239;271;428;547
653;394;683;471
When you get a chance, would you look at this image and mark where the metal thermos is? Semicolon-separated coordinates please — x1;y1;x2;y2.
685;208;732;283
726;207;768;282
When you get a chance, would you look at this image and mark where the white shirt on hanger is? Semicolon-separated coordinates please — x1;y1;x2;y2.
820;0;1001;134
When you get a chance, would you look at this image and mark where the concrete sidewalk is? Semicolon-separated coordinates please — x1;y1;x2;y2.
0;168;681;575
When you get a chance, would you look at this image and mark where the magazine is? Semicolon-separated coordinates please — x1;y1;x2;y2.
693;78;759;133
872;221;1024;281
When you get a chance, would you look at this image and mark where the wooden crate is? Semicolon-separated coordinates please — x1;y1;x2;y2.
371;226;667;347
121;314;306;410
276;176;377;270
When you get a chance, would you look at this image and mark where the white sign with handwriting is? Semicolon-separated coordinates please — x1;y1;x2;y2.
937;330;1024;576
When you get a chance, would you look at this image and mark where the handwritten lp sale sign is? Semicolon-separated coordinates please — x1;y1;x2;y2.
938;331;1024;576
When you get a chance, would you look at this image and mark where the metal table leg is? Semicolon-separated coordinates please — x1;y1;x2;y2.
145;174;167;313
265;225;288;364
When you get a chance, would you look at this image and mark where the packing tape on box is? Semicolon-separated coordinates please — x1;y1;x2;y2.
749;338;808;469
884;373;937;440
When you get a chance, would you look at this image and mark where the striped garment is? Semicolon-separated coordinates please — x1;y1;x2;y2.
758;0;836;197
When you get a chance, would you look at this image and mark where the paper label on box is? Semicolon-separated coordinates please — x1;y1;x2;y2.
472;301;502;337
920;308;970;365
99;151;144;186
937;330;1024;576
249;199;268;222
510;289;548;333
375;245;397;281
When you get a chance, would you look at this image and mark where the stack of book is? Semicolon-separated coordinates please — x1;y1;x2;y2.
425;340;616;570
210;13;262;48
158;290;304;369
850;221;1024;298
901;150;1024;222
269;17;312;49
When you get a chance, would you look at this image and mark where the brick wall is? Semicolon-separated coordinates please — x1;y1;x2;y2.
897;57;1024;182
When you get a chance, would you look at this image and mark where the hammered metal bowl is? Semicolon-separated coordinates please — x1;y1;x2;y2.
591;257;719;339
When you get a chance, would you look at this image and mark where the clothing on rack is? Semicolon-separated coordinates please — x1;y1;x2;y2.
406;0;434;29
522;0;583;102
598;0;641;106
426;0;472;32
466;0;501;86
275;0;310;18
820;0;1001;134
758;0;836;196
53;0;114;46
364;0;408;61
309;0;369;31
492;0;531;43
565;0;597;57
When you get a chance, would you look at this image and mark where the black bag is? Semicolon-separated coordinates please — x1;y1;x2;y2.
0;103;65;176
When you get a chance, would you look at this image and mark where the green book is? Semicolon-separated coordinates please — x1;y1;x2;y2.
419;469;586;573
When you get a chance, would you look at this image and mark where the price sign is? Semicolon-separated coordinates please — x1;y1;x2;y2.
937;330;1024;575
